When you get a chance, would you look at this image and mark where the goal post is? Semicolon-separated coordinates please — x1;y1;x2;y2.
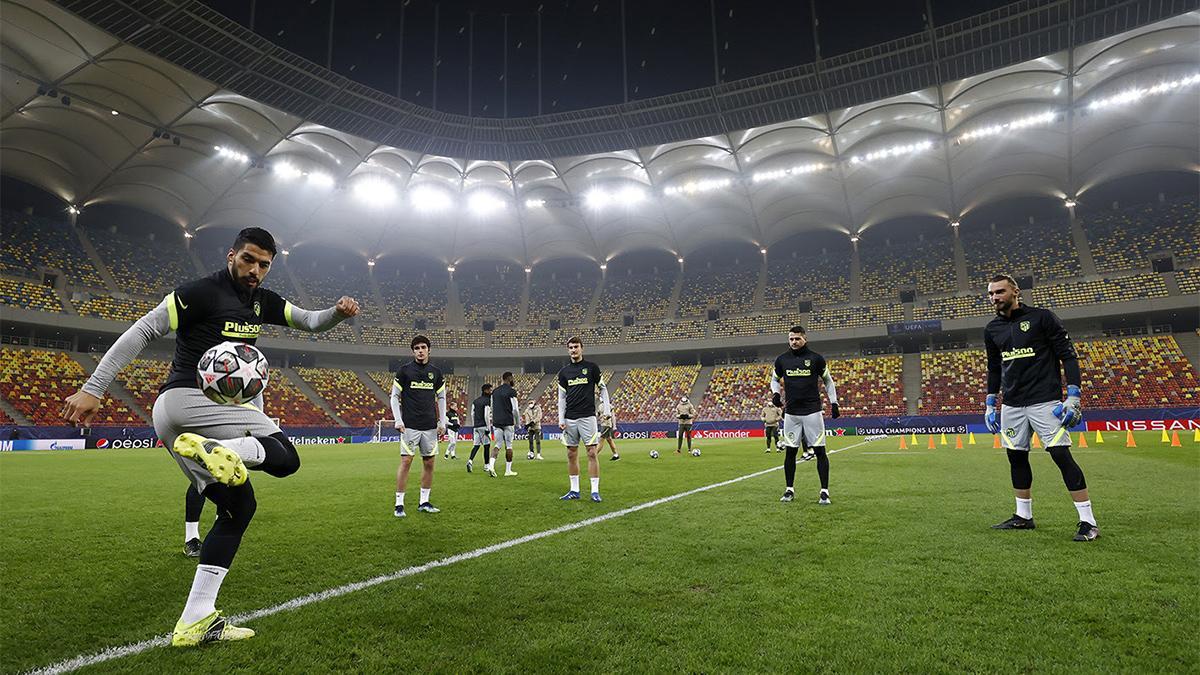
373;419;398;443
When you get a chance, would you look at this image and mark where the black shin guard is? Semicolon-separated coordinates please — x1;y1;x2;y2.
1048;446;1087;491
185;483;205;522
814;446;829;490
1007;449;1033;490
199;481;256;568
469;445;481;460
784;446;799;488
256;432;301;477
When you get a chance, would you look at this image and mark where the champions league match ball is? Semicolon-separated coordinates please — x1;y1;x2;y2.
649;450;660;459
197;341;269;405
691;447;701;457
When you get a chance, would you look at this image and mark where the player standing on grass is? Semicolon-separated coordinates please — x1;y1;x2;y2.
61;227;359;646
761;396;782;453
443;404;461;460
524;399;544;460
983;274;1097;541
599;408;620;460
467;383;492;473
675;396;697;454
391;335;448;517
771;325;840;504
557;337;612;502
488;372;521;477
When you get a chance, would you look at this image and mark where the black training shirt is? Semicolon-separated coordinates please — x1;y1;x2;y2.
393;360;445;430
162;269;292;393
491;383;518;426
772;346;829;416
984;304;1080;407
472;395;491;428
447;408;461;432
557;359;603;420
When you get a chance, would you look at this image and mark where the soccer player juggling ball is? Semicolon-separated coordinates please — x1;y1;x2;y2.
983;274;1098;541
61;227;359;646
771;325;839;505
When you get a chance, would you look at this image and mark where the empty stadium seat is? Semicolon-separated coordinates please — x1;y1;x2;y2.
595;271;675;322
263;368;336;426
1031;273;1167;309
458;267;523;325
74;294;155;322
527;271;598;326
962;219;1080;287
0;347;142;425
860;233;956;300
90;226;195;297
0;210;105;289
0;278;63;313
698;364;774;421
1085;196;1199;273
295;367;384;426
677;266;759;318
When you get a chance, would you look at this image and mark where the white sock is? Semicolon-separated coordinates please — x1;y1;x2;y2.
185;521;200;541
1016;497;1033;520
1074;500;1095;526
420;488;431;504
590;476;600;493
569;474;580;492
180;564;227;624
395;491;404;508
506;461;512;472
217;436;265;467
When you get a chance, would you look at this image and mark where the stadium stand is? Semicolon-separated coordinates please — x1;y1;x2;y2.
1084;196;1200;273
491;325;623;349
595;271;675;322
697;363;773;421
625;320;707;343
677;266;759;317
919;349;988;414
808;303;902;330
482;372;542;400
1176;267;1200;296
457;265;523;325
1077;335;1199;409
611;365;700;423
105;357;170;415
709;314;797;338
527;268;598;326
1031;273;1167;309
74;294;155;322
831;355;906;417
859;232;957;300
90;226;194;297
0;277;63;313
764;248;851;309
913;293;992;321
263;368;336;426
0;210;106;289
962;218;1080;286
0;407;11;425
0;347;141;425
374;272;449;326
295;367;382;426
360;325;485;349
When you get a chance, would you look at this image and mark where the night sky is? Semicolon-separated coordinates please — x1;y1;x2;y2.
201;0;1015;116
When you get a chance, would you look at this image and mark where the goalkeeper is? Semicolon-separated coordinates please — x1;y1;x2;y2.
675;397;697;454
983;274;1097;542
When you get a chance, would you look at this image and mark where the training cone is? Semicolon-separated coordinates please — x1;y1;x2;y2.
1077;432;1089;448
1171;430;1182;447
1194;428;1200;443
993;435;1001;449
1125;430;1137;448
910;432;918;445
927;435;936;449
968;432;977;445
1094;430;1104;444
940;432;948;446
1031;433;1042;449
954;435;963;449
898;435;908;449
1161;429;1171;443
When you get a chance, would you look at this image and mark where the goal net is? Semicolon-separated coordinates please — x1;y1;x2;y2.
373;419;398;443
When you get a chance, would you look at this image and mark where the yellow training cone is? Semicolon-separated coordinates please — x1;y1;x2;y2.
1094;430;1104;444
1161;429;1170;443
968;432;976;445
940;432;948;445
1194;428;1200;443
911;432;918;445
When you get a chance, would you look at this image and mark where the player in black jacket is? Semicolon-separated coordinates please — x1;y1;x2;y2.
771;325;840;505
983;274;1097;541
444;405;461;460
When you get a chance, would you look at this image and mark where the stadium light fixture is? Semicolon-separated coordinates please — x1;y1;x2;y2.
849;140;933;165
584;188;612;210
353;178;397;206
282;249;290;256
110;110;119;116
272;162;301;180
760;247;768;254
467;191;505;216
599;263;607;271
183;231;194;239
306;172;334;188
66;205;79;215
662;177;732;196
615;185;648;206
411;185;453;212
849;233;860;243
367;259;376;267
955;111;1058;143
446;265;456;272
677;256;685;264
750;162;828;183
524;198;547;208
1087;73;1200;111
1063;198;1077;208
949;220;960;228
524;266;532;273
214;146;250;164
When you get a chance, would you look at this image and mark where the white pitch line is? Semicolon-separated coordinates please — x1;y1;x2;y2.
861;451;932;455
28;436;882;675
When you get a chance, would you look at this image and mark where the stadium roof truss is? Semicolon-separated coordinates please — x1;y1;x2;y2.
1;0;1197;267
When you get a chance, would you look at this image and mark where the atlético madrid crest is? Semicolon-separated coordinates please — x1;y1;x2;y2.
253;301;261;316
582;368;588;374
1020;321;1030;332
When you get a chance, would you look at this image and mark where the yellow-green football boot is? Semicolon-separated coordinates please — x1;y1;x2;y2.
173;433;248;486
171;610;254;647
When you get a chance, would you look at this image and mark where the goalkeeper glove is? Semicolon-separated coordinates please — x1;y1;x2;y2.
1053;385;1082;428
830;403;840;419
771;392;782;409
984;394;1000;434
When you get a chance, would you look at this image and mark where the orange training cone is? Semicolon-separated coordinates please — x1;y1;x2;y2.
898;435;908;450
954;435;964;449
1077;432;1088;448
940;432;948;446
968;432;977;445
1031;433;1042;449
1094;430;1104;444
1160;429;1170;443
993;435;1001;449
927;435;936;449
1171;430;1182;447
1125;430;1137;448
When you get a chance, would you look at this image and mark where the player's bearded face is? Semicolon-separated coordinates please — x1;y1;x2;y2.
987;282;1017;313
228;244;273;290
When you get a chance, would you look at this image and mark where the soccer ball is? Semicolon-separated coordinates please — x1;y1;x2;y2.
196;341;269;405
691;448;701;457
649;450;660;459
527;451;535;460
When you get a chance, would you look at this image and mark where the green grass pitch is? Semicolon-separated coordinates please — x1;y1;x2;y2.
2;431;1197;673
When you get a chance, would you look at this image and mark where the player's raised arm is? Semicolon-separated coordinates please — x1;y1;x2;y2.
62;296;172;425
272;294;360;333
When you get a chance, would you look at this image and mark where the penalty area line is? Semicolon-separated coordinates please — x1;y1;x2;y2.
29;435;883;675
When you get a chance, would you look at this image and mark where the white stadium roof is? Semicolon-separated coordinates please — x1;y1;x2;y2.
1;0;1197;267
